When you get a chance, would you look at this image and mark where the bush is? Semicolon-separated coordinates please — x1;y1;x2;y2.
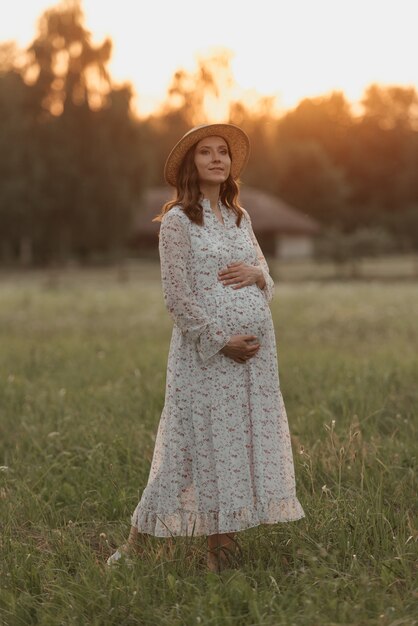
314;226;397;263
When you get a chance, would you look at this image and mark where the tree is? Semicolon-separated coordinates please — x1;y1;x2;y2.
361;83;418;131
23;0;112;119
160;48;235;126
344;86;418;224
276;91;354;166
273;140;351;228
0;0;146;265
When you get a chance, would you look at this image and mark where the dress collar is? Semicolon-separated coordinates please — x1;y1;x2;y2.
200;196;227;227
200;196;221;210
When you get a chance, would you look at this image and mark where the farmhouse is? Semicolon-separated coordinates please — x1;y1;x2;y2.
130;186;320;259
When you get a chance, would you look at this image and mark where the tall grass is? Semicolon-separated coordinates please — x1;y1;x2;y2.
0;266;417;625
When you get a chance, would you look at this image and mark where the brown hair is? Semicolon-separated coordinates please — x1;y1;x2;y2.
152;140;245;227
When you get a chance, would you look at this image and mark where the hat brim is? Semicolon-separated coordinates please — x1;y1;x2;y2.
164;123;250;187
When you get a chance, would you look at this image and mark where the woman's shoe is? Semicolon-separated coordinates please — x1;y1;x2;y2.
206;536;242;573
206;545;228;573
106;543;136;567
225;534;243;560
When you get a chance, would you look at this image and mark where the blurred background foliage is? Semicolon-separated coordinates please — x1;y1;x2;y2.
0;2;418;266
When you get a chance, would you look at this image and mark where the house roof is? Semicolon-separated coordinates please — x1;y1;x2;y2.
133;186;320;237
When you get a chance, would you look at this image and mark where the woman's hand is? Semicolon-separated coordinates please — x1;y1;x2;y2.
220;335;260;363
218;262;266;290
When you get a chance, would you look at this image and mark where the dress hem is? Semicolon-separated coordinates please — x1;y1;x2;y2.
130;496;305;537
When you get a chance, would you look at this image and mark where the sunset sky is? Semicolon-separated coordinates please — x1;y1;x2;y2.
1;0;417;117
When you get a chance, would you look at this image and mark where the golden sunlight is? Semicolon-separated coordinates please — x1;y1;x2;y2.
1;0;417;118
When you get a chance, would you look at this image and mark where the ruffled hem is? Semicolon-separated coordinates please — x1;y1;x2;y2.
130;496;305;537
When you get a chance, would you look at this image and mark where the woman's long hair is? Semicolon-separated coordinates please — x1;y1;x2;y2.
152;140;245;227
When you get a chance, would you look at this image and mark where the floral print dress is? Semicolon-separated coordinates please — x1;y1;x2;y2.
131;198;305;536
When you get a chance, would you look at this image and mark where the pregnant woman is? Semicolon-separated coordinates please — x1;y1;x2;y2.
107;123;305;572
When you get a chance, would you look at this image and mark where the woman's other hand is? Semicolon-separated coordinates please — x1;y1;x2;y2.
220;335;260;363
218;262;265;290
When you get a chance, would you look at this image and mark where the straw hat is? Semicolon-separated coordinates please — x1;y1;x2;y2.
164;123;250;187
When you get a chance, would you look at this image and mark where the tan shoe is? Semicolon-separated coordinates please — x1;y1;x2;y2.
206;537;242;573
206;546;229;573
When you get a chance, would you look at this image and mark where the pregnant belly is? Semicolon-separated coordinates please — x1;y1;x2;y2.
203;285;271;339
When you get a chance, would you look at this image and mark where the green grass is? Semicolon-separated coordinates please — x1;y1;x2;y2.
0;264;417;626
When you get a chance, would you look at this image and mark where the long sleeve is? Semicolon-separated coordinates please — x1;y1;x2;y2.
242;208;275;304
159;210;232;362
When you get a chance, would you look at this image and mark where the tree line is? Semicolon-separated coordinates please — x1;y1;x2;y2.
0;1;417;265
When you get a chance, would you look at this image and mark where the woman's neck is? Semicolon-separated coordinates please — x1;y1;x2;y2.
199;185;220;210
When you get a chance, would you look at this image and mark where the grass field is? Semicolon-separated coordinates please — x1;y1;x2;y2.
0;262;417;626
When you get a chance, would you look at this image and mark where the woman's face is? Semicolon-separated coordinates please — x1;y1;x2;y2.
193;135;231;186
